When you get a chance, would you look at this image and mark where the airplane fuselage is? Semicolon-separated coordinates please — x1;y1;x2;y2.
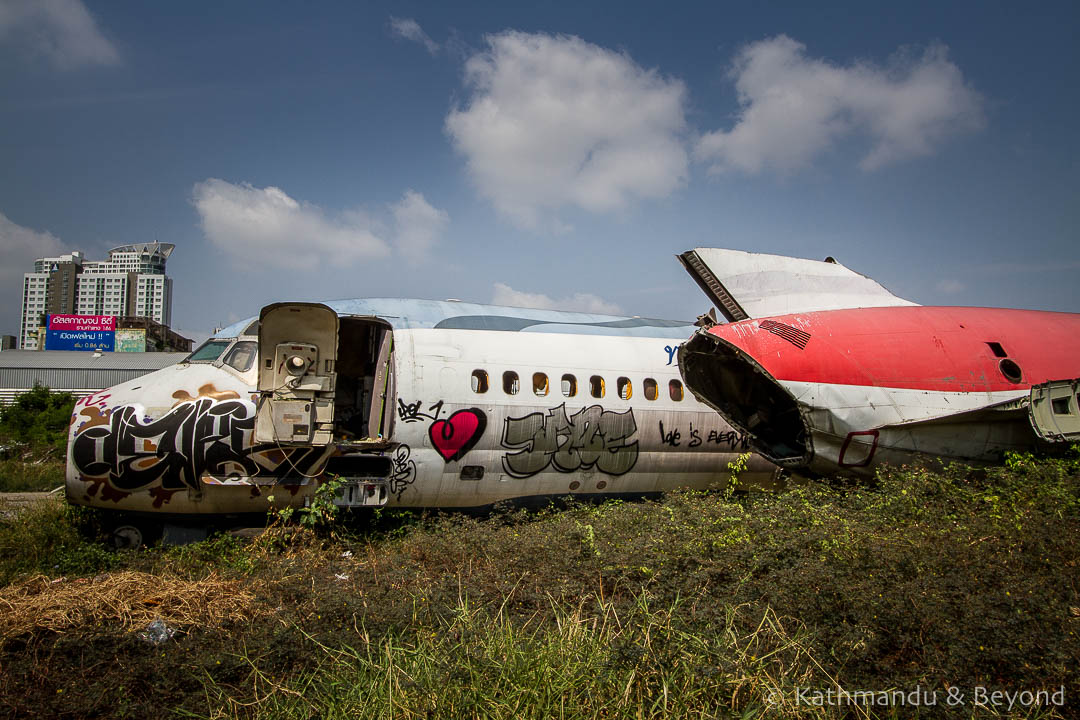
67;303;780;521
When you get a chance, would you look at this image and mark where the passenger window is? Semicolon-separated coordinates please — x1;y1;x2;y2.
562;374;577;397
503;371;519;395
669;379;684;402
533;372;549;396
590;375;605;399
617;377;632;400
223;341;257;372
471;370;489;393
643;378;658;401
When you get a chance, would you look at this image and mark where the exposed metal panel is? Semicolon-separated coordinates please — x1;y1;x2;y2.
677;251;749;322
679;248;917;319
1029;378;1080;442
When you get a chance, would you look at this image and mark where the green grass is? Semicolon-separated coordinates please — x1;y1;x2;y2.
0;455;66;492
0;454;1078;718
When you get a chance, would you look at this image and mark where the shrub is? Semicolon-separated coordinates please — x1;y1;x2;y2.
0;385;75;457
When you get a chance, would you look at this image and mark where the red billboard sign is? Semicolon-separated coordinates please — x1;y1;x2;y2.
47;315;116;332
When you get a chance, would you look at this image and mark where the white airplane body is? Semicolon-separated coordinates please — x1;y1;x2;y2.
66;299;779;540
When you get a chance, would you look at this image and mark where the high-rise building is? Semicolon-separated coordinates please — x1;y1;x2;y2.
19;243;175;349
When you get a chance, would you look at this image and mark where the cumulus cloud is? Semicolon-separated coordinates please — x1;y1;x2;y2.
389;16;439;55
696;35;985;175
0;211;68;332
0;0;120;69
492;282;622;315
391;190;449;262
192;179;390;270
446;32;688;228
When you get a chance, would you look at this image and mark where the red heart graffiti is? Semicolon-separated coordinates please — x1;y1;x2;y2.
429;408;487;463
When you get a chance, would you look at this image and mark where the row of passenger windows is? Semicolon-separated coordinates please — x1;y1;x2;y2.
471;370;685;402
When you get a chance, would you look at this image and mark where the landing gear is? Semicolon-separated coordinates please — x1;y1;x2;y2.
108;517;163;549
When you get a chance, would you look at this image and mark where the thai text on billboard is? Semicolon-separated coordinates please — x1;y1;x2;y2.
48;315;115;332
45;315;116;351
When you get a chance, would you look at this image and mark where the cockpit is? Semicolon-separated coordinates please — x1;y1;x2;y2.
183;337;259;376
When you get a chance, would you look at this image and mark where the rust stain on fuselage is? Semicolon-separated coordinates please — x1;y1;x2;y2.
77;406;112;430
171;384;241;406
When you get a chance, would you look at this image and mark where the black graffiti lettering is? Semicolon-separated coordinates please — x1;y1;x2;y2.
397;398;444;424
72;399;258;491
659;420;681;447
707;428;752;450
501;404;638;478
688;423;702;448
388;444;417;500
71;397;336;493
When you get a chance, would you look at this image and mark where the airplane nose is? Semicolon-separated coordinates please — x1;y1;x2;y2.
679;330;811;467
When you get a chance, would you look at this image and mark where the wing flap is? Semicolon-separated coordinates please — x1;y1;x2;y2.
888;378;1080;445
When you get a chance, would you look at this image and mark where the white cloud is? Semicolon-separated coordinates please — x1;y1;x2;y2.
0;0;120;69
391;190;449;262
0;211;67;333
696;36;985;175
389;16;439;55
446;32;688;228
192;179;390;270
492;282;622;315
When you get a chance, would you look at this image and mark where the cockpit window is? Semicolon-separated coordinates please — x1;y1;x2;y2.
186;340;231;363
223;341;257;372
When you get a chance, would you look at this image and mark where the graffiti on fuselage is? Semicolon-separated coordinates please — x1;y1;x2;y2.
501;404;638;479
70;396;329;496
657;420;752;450
397;398;445;424
664;345;679;366
389;444;417;500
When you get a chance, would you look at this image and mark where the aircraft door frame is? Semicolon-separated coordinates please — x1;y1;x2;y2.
254;302;339;446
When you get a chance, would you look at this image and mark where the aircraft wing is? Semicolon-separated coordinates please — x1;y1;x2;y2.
886;378;1080;444
678;248;918;321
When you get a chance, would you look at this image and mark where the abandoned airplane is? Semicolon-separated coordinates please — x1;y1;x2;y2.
67;298;780;545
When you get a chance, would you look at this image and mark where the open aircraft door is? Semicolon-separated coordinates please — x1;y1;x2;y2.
254;303;339;446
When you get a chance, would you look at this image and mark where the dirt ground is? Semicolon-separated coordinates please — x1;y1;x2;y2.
0;491;60;518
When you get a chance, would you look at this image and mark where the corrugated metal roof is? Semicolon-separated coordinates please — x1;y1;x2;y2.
0;352;186;404
0;350;186;370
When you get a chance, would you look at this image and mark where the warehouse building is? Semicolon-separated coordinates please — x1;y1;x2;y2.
0;350;187;404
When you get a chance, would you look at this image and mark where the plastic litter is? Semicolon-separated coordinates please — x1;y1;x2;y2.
139;617;178;645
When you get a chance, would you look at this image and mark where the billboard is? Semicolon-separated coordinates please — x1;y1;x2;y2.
44;315;116;351
115;328;146;352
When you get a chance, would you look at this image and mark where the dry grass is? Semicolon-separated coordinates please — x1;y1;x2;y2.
0;570;255;645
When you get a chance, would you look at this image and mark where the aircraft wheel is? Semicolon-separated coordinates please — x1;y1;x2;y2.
111;524;143;549
110;520;162;549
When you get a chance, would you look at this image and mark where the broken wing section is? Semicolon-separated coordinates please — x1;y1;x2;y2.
879;377;1080;451
678;248;918;321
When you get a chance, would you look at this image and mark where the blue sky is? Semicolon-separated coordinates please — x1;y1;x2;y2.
1;0;1077;342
